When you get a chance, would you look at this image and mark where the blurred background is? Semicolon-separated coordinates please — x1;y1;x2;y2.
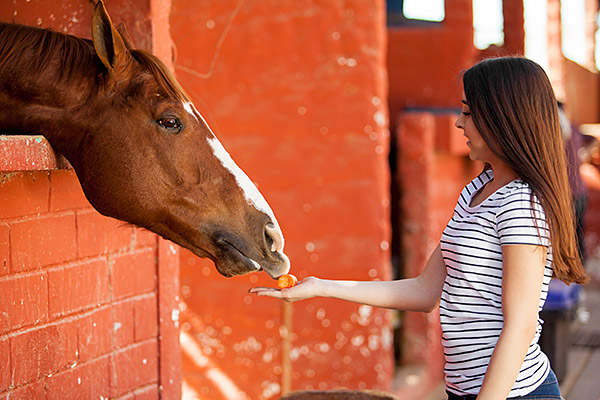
1;0;599;399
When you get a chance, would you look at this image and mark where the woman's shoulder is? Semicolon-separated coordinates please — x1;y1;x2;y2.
495;178;545;219
495;179;549;245
496;178;535;204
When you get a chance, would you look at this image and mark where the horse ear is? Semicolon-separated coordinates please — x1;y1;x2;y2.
116;23;135;50
91;0;132;73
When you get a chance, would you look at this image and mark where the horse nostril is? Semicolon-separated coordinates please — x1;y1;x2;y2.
264;226;274;249
264;222;283;253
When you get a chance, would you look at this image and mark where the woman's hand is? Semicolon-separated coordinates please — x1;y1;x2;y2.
249;276;323;302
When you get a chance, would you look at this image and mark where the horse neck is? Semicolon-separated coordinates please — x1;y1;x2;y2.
0;23;100;157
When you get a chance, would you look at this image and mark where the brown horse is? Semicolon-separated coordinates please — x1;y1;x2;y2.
0;1;290;279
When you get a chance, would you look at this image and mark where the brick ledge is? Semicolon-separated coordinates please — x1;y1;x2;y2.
0;135;71;172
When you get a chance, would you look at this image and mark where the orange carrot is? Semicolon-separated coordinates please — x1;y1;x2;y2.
277;274;298;289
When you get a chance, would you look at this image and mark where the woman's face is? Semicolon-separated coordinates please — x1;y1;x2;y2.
454;91;495;163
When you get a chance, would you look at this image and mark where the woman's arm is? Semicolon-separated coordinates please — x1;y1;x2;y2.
249;244;447;312
476;244;547;399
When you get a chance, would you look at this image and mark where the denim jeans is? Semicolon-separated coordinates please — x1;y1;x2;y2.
508;369;561;399
446;369;561;400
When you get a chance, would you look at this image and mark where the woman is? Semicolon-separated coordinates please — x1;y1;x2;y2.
250;57;589;399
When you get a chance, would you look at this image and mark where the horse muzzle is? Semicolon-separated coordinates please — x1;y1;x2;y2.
211;230;290;278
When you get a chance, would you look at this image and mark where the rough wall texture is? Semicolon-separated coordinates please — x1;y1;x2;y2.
170;1;392;398
0;1;179;399
0;150;161;399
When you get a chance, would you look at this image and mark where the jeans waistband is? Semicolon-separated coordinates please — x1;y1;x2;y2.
446;391;477;400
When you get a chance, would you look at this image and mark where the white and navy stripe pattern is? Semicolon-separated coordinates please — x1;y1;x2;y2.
440;170;553;397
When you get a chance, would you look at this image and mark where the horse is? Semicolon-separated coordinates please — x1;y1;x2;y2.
0;1;290;279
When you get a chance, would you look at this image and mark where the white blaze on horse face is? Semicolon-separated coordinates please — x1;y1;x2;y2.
206;136;283;240
183;100;286;253
183;102;199;122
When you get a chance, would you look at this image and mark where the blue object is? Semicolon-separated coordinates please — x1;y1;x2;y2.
543;279;580;311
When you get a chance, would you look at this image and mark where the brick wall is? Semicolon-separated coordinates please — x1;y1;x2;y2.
0;2;181;398
0;137;170;399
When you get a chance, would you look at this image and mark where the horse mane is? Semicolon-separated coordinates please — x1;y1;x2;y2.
0;22;97;82
0;21;190;104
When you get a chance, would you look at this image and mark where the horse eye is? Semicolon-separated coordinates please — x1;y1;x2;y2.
156;116;182;132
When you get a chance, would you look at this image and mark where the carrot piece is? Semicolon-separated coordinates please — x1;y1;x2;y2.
277;274;298;289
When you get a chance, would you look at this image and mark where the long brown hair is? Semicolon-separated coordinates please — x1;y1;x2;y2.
463;57;588;284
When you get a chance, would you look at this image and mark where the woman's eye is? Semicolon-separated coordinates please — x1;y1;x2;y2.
461;111;471;116
156;116;182;132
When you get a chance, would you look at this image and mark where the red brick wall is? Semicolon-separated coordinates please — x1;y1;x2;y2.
0;150;161;399
0;1;180;399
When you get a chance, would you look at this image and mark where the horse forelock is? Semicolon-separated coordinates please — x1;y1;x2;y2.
130;50;191;104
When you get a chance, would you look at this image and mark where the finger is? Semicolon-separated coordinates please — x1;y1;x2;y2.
248;287;284;298
248;286;275;293
259;291;285;299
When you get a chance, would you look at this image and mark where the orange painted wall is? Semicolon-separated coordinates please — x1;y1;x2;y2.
170;0;392;398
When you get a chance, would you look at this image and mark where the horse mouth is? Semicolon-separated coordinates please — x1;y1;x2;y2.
219;238;263;274
167;223;289;278
212;233;288;278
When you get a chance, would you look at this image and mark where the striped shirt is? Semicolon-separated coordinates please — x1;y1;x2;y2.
440;170;553;397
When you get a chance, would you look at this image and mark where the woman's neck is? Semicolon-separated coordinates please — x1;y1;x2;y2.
470;161;519;207
488;160;519;188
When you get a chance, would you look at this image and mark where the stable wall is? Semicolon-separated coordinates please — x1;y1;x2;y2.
564;58;600;126
0;138;167;399
0;1;180;399
387;0;476;119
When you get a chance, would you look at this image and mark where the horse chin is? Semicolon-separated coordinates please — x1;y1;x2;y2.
214;257;261;278
211;232;290;279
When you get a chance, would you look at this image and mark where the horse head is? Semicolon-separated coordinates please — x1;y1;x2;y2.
0;1;290;278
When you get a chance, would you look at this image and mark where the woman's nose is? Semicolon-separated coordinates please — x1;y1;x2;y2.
454;115;463;129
